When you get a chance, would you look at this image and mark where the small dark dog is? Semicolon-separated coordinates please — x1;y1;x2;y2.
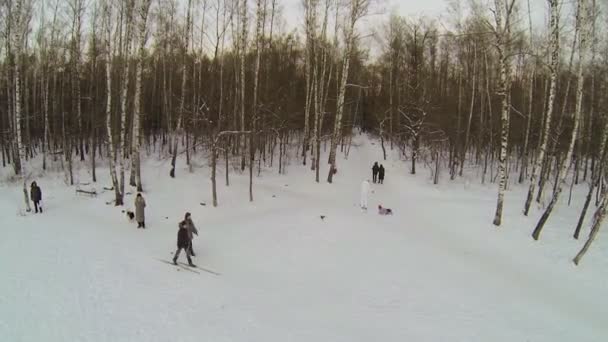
378;205;393;215
126;211;135;221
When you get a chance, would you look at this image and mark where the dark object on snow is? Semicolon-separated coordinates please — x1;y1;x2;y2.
372;162;379;183
170;168;175;178
174;221;194;266
177;222;190;248
159;259;199;274
378;205;393;215
378;165;385;184
272;195;276;198
200;202;206;206
76;188;97;197
182;213;198;255
103;186;114;191
126;211;135;220
320;215;326;221
30;182;43;213
135;193;146;228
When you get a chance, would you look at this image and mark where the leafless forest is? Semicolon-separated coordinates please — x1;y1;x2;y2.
1;0;607;263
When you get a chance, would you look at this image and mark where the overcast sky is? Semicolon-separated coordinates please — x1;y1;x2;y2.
277;0;552;57
278;0;551;38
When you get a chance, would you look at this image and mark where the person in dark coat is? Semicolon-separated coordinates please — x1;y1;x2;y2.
372;162;379;183
182;212;198;256
173;216;195;266
135;193;146;228
30;182;43;213
378;165;385;184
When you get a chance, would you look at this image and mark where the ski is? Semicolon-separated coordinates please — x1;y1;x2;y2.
158;259;200;274
176;261;221;276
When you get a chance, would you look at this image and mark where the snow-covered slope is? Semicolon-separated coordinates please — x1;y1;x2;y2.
0;135;606;342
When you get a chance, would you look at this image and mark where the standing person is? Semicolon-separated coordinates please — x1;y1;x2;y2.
378;165;385;184
360;179;370;210
173;218;195;267
135;193;146;228
182;212;198;256
30;182;43;213
372;162;379;183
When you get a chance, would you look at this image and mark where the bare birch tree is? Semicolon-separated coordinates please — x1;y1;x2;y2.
9;0;32;211
103;0;123;205
492;0;516;227
532;0;590;240
170;0;193;178
522;0;560;216
327;0;369;183
131;0;153;192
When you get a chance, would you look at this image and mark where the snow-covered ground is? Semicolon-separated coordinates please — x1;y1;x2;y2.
1;135;606;342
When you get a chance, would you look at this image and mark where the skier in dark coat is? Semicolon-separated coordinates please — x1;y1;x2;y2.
30;182;43;213
378;165;385;184
173;214;195;266
372;162;380;183
182;212;198;256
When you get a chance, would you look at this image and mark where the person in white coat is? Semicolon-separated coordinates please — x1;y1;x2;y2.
360;180;371;210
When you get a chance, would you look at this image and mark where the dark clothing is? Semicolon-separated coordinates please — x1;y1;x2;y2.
137;221;146;228
135;196;146;224
181;218;198;256
378;166;385;184
30;185;42;213
372;163;380;183
30;186;42;203
175;222;194;265
188;241;195;257
177;224;190;249
183;218;198;240
173;247;193;266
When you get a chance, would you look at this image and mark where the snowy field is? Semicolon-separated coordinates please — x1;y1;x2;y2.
0;135;607;342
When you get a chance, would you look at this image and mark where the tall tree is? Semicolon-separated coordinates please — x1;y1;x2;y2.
327;0;369;183
131;0;153;192
10;0;32;211
492;0;516;227
170;0;193;178
104;0;123;205
532;0;590;240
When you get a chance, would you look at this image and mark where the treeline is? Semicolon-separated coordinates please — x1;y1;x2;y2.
1;0;607;263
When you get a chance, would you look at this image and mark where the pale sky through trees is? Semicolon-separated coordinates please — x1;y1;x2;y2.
280;0;550;56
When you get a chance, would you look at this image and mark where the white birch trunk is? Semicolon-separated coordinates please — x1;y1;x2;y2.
327;0;368;183
573;180;608;264
171;0;193;177
532;0;589;240
11;0;31;212
239;0;248;172
104;1;123;206
523;0;559;216
492;0;514;227
132;0;152;192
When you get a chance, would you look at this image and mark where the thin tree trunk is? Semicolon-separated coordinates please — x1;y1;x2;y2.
131;0;152;192
104;1;123;206
171;0;193;178
524;0;559;216
492;0;514;227
460;45;477;177
532;0;589;240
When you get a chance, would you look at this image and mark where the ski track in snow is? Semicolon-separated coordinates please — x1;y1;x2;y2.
0;135;607;342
